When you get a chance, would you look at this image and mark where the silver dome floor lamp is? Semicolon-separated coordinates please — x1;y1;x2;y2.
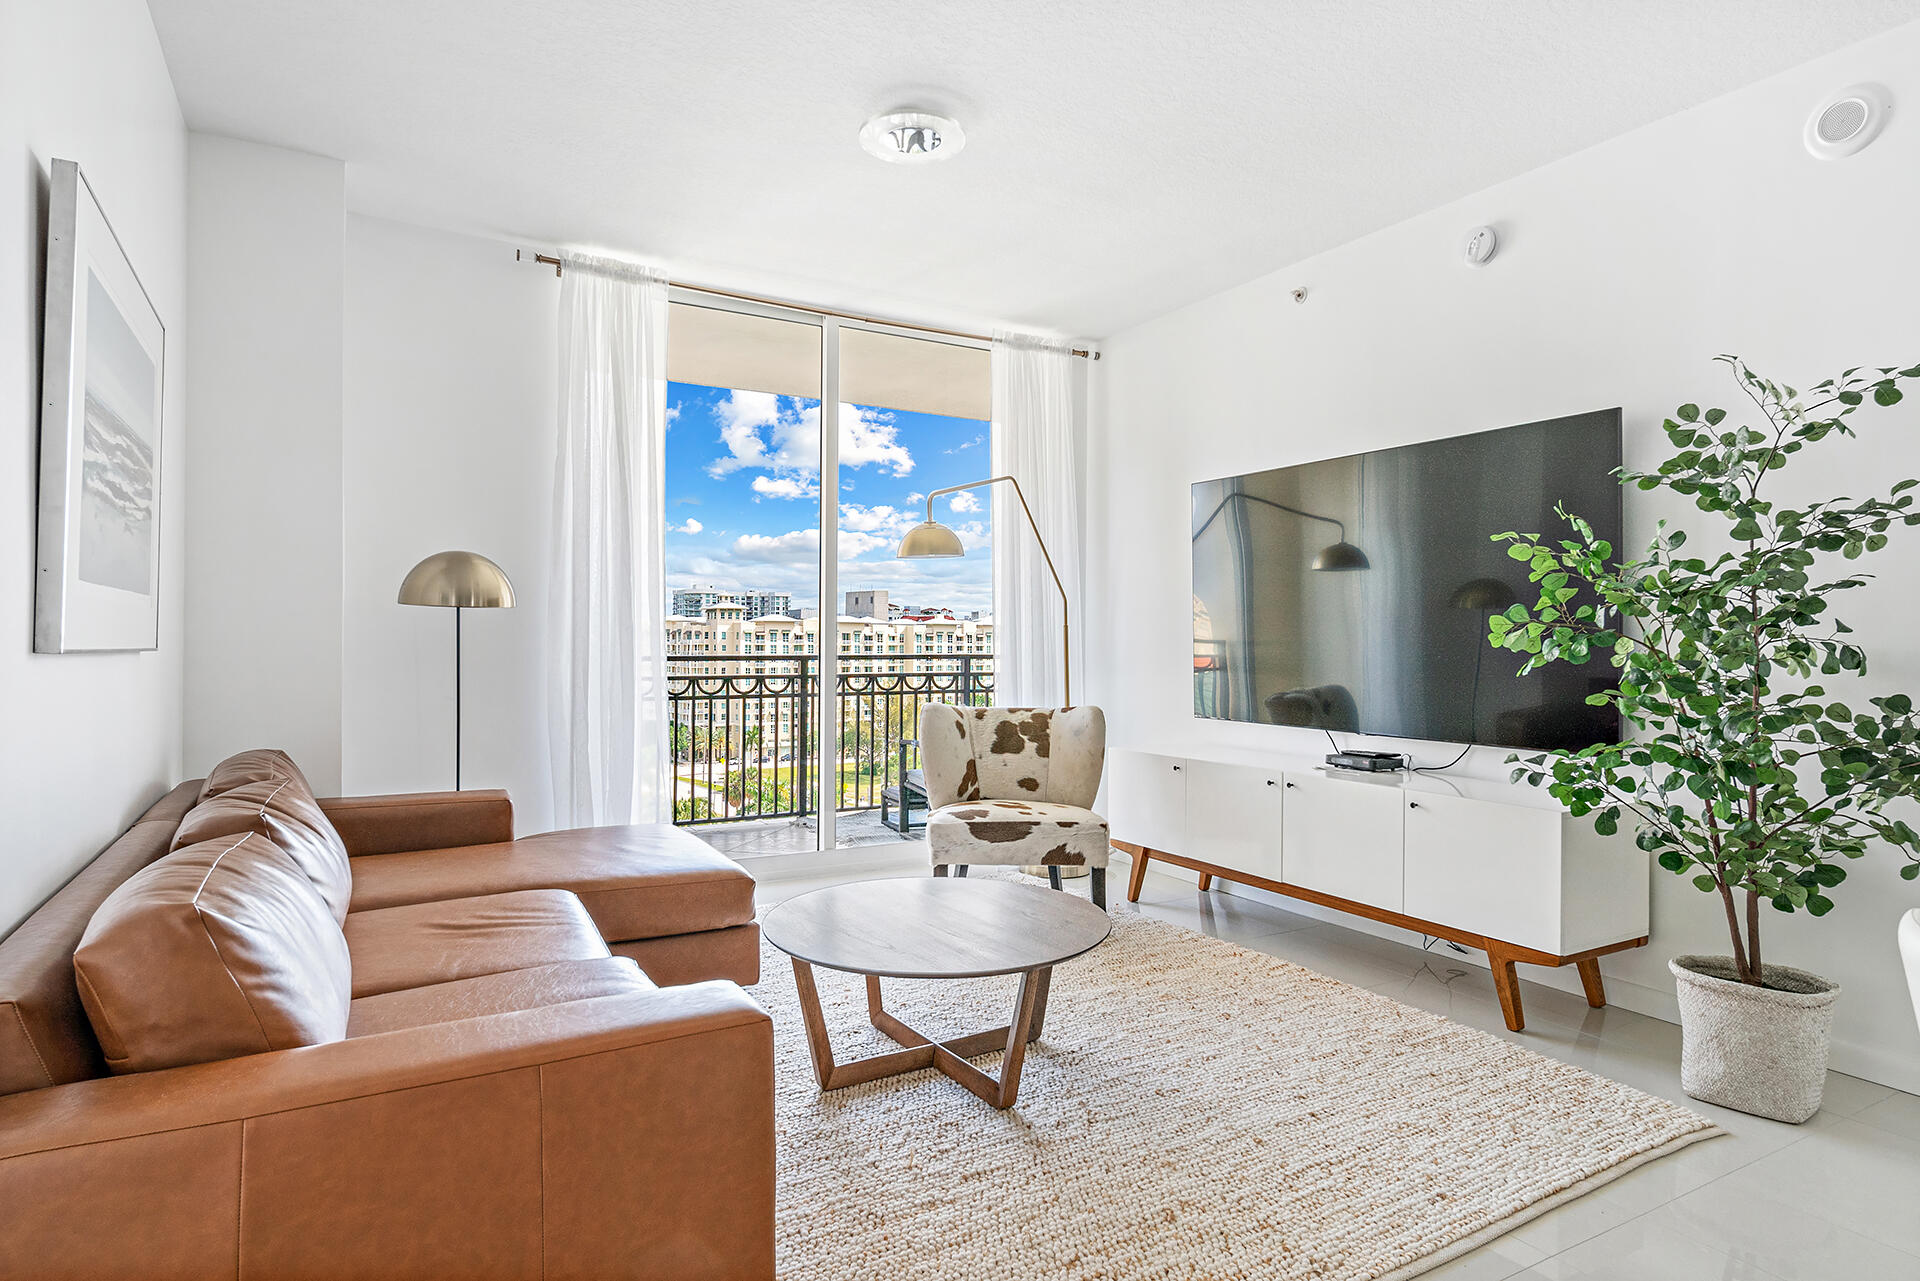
398;551;515;790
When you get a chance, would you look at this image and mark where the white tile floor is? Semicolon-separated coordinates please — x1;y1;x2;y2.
752;856;1920;1281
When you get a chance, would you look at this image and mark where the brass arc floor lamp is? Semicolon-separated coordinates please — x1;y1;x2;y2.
398;551;515;790
896;474;1071;704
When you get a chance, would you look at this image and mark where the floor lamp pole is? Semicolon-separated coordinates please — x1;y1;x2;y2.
454;605;462;792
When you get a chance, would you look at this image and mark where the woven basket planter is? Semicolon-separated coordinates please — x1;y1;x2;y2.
1670;955;1839;1124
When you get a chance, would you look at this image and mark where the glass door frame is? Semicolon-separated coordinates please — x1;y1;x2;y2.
665;285;992;855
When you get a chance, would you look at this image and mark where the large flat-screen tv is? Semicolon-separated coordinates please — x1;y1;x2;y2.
1191;410;1623;752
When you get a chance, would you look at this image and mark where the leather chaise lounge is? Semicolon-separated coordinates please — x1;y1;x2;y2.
0;749;774;1280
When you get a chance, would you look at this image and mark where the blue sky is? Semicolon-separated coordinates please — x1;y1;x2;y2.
665;382;995;616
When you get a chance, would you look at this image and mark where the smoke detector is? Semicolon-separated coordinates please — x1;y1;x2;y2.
1805;84;1892;160
1463;225;1499;266
859;111;965;164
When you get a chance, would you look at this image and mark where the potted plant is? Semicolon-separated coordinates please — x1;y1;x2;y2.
1488;356;1920;1122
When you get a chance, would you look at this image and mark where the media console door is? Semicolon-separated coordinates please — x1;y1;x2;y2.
1108;751;1185;855
1279;770;1405;912
1402;791;1564;955
1183;762;1283;884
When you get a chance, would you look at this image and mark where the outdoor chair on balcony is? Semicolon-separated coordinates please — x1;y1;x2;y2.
918;704;1110;909
880;738;929;835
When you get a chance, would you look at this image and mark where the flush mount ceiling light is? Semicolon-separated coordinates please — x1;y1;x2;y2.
859;110;964;164
1804;83;1892;160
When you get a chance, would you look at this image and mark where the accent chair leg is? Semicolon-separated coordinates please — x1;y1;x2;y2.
933;864;948;877
1090;867;1107;910
955;865;969;878
1047;866;1063;891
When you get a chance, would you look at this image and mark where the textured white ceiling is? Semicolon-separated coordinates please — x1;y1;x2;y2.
147;1;1920;338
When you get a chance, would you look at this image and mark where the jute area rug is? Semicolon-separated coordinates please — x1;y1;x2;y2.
756;880;1717;1280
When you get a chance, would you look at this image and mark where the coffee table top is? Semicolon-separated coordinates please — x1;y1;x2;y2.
761;877;1112;979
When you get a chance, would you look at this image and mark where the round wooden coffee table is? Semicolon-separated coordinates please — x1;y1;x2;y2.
762;877;1111;1109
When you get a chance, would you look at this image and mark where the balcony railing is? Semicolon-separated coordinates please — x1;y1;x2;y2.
667;653;994;827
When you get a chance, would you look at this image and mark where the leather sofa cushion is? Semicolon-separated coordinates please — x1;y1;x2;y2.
173;779;353;923
73;833;351;1073
198;748;313;804
612;923;761;988
343;890;610;999
348;824;756;944
0;781;201;1096
344;956;654;1038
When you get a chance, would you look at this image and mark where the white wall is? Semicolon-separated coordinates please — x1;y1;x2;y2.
342;216;558;829
184;135;345;791
0;0;187;933
1089;23;1920;1091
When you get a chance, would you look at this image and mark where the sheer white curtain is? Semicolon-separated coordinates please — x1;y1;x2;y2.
991;332;1083;708
548;255;671;826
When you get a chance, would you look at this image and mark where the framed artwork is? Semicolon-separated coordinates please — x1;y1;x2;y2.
35;158;166;653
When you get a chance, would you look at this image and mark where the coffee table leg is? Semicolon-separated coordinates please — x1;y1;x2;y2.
802;965;1057;1110
989;967;1048;1108
792;958;937;1090
790;957;838;1089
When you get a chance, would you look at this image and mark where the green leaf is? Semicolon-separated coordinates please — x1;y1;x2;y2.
1677;403;1700;422
1875;384;1904;407
1692;874;1719;893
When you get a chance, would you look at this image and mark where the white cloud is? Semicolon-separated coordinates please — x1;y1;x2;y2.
839;405;914;475
667;404;681;424
838;503;914;535
670;517;703;535
703;394;914;480
944;433;985;454
731;528;820;564
948;491;981;514
838;529;893;557
751;475;816;501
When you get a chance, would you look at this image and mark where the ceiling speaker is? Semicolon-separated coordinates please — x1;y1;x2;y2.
1804;83;1891;160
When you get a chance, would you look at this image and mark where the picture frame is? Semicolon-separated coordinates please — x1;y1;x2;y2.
35;158;166;653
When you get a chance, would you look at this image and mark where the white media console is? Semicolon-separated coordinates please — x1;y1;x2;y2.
1108;748;1651;1030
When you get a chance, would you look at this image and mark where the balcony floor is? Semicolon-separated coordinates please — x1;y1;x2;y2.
690;808;922;857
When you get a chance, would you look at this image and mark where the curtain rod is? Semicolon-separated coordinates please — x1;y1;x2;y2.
515;250;1098;360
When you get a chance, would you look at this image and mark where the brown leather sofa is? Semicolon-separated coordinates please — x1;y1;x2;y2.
0;751;774;1280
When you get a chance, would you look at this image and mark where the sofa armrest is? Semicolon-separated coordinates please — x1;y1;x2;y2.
0;983;774;1281
318;788;514;855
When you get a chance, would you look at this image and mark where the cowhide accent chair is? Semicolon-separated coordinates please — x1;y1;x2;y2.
918;704;1110;909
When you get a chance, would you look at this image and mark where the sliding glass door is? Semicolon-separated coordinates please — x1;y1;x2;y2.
662;298;991;857
663;300;825;855
831;329;993;849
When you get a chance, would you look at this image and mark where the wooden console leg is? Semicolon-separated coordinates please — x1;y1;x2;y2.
1125;847;1150;902
1197;872;1213;892
1575;957;1607;1008
1487;946;1526;1032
